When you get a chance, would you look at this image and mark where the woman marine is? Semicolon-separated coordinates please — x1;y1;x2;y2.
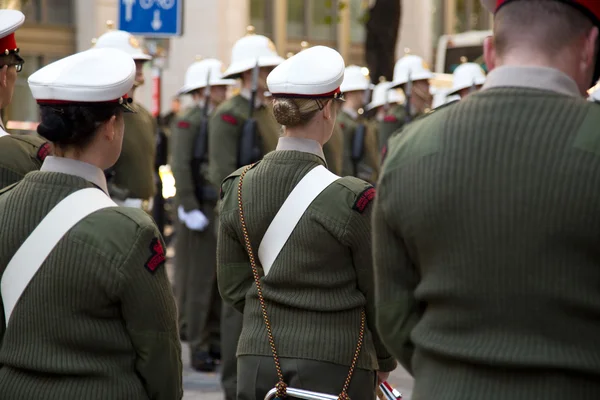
0;47;182;400
217;45;396;400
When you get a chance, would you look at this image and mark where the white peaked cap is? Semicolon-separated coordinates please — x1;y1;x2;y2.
366;80;405;111
28;48;136;112
267;45;345;98
0;9;24;58
178;58;237;95
95;29;152;61
448;62;486;95
223;31;284;79
391;54;434;88
340;65;372;93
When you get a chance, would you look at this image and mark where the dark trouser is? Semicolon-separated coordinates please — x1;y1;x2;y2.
237;356;376;400
221;304;244;400
174;203;221;355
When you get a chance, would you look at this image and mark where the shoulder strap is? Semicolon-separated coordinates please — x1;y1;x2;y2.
258;165;339;276
1;188;117;326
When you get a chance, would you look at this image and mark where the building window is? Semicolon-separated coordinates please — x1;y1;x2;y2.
250;0;274;37
454;0;490;32
349;0;368;43
287;0;305;38
285;0;338;42
22;0;74;25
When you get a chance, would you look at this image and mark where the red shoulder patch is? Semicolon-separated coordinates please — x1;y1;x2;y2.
340;123;346;129
353;187;376;213
384;115;398;123
221;114;238;125
145;238;166;273
177;120;191;129
37;142;50;162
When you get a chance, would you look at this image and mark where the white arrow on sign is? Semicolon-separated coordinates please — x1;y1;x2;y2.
123;0;136;22
151;9;162;30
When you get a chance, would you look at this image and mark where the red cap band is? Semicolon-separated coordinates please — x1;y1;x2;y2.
36;94;130;106
271;87;341;99
0;33;18;54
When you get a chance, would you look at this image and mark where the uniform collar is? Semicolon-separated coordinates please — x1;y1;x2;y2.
40;156;109;195
0;117;8;137
240;88;264;108
276;137;326;164
342;106;359;120
481;66;581;97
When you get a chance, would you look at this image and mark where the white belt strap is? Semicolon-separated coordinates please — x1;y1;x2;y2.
1;188;117;325
258;165;340;276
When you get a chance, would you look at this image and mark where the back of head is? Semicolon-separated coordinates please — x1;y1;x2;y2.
494;1;593;60
29;48;136;149
267;45;345;128
37;105;122;148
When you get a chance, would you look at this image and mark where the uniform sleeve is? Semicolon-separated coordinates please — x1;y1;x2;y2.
170;117;200;211
344;190;397;373
208;111;241;189
116;224;183;400
372;174;421;375
216;184;254;313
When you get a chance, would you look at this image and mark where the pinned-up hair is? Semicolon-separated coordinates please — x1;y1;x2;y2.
37;104;122;148
272;97;332;127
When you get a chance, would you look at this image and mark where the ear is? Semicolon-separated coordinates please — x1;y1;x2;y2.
583;27;599;73
103;115;117;142
483;36;496;72
322;100;333;120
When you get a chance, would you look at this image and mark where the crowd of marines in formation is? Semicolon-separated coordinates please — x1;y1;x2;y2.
3;0;600;398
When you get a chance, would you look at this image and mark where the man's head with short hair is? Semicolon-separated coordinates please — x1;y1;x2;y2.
484;0;599;95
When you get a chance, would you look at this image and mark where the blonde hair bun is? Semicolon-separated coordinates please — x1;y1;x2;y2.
273;98;303;126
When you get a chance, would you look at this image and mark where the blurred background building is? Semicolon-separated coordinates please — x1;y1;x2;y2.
3;0;492;127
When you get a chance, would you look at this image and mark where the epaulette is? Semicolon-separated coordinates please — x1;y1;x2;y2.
0;182;19;197
220;162;261;199
336;176;376;214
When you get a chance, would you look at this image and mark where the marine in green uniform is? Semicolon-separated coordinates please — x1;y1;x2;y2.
446;57;487;100
386;50;434;141
0;46;181;400
94;22;157;209
218;46;395;400
208;26;284;400
171;57;235;372
338;66;379;183
365;77;407;154
0;10;51;189
374;1;600;399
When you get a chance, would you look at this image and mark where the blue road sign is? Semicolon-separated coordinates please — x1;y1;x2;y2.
119;0;182;37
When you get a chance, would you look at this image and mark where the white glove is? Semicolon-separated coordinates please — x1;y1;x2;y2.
178;206;209;232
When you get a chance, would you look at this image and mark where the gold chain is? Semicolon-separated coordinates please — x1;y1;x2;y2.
237;165;366;400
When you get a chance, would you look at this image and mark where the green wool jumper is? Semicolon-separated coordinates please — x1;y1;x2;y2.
0;171;182;400
374;86;600;400
218;150;396;373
